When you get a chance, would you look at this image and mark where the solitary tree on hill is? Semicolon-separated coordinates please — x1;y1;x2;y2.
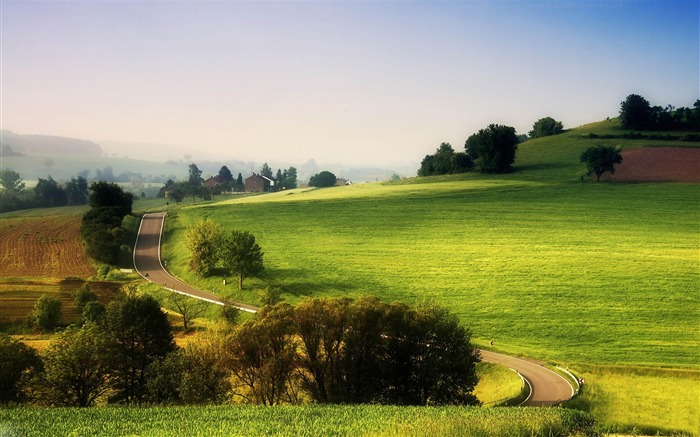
580;145;623;181
220;230;264;290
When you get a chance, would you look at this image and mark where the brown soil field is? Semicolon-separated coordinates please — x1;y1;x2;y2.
0;278;122;327
0;215;94;278
601;147;700;182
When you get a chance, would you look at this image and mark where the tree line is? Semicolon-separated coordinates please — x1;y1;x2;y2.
0;171;89;213
1;293;480;407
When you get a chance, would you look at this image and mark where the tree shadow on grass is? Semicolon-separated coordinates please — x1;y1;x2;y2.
263;267;363;299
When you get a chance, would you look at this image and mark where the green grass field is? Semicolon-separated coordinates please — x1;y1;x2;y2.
0;405;597;437
155;120;698;433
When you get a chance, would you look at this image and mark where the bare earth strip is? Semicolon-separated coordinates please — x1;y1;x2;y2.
135;212;575;406
601;147;700;182
0;215;94;278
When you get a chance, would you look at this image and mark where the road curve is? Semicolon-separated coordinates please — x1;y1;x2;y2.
133;212;258;313
133;211;575;405
480;350;574;406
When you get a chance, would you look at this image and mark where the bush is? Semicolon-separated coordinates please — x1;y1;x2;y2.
33;296;62;332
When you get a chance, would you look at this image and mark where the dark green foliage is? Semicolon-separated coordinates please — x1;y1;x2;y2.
73;284;98;315
0;333;42;404
81;182;133;265
34;176;68;208
179;339;231;404
37;324;113;407
529;117;564;138
188;164;203;186
236;172;244;187
33;295;62;332
146;351;184;405
260;163;273;179
580;145;623;181
88;181;133;218
64;176;89;206
291;297;480;406
309;171;337;188
218;165;234;182
283;166;298;189
169;187;185;204
221;300;241;325
261;286;283;306
82;301;106;324
220;230;265;289
105;294;175;403
464;124;519;173
186;219;225;277
620;94;653;130
0;169;25;192
418;143;473;176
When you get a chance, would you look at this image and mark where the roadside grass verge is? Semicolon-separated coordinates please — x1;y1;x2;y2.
564;365;700;435
0;405;597;437
473;362;524;406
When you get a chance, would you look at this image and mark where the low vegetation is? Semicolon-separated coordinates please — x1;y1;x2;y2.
0;405;597;437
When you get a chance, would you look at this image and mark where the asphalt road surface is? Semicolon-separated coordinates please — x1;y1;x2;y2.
132;212;258;312
133;211;575;405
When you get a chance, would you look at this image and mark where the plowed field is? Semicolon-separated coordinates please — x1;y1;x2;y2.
601;147;700;182
0;215;94;278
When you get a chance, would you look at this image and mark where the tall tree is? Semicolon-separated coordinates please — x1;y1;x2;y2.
260;163;273;179
275;169;284;191
236;172;244;187
218;166;234;182
33;295;62;332
464;124;519;173
186;219;225;277
105;294;175;403
188;164;203;186
528;117;564;138
580;145;623;181
88;181;133;218
179;335;231;404
284;167;298;189
219;230;264;289
65;176;89;206
619;94;653;130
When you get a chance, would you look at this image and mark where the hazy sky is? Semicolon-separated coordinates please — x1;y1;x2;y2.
2;0;698;166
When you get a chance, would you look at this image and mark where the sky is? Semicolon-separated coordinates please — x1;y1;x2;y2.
1;0;698;167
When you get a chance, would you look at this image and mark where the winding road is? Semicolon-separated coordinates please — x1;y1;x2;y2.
133;211;575;406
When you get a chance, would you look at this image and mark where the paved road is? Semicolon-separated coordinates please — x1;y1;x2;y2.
132;212;258;312
133;211;575;405
480;350;575;406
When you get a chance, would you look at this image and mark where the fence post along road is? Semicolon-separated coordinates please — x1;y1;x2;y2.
133;211;575;406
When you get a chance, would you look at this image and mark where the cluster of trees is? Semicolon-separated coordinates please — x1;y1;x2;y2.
186;220;264;289
259;163;298;191
2;294;480;407
420;122;534;176
80;182;133;265
620;94;700;131
0;170;89;213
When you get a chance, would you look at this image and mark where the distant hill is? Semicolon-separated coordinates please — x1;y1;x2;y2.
0;130;102;156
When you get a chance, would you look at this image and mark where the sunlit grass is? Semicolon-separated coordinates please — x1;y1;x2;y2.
473;362;524;406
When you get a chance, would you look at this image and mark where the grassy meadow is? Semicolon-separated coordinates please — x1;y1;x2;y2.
0;405;597;437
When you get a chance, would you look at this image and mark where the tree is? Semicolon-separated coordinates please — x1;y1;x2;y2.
169;187;185;204
0;333;42;404
188;164;203;186
383;302;480;406
88;181;133;218
33;295;62;332
34;176;68;208
73;283;98;315
38;323;113;407
236;172;244;188
464;124;519;173
146;351;184;405
284;167;298;189
228;304;297;405
105;294;175;403
418;143;473;176
529;117;564;138
619;94;653;130
219;230;264;289
580;145;623;182
218;165;234;182
221;300;241;325
179;335;231;404
308;171;337;188
260;163;273;179
82;301;106;324
186;219;225;277
64;176;89;206
0;169;25;193
169;293;205;331
80;206;125;264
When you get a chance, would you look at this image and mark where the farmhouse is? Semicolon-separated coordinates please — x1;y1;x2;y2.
245;174;275;193
203;175;227;188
